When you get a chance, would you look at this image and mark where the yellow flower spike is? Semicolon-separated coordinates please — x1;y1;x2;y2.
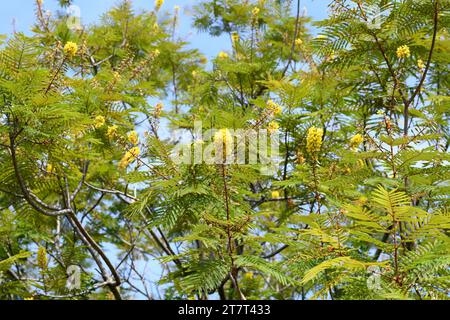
94;115;106;129
244;272;254;280
24;297;35;300
267;121;280;133
46;163;54;173
266;100;282;116
128;131;139;145
37;246;48;271
396;45;410;59
306;127;324;158
350;134;364;149
231;32;240;44
119;146;141;169
113;71;121;82
155;0;164;11
154;102;163;118
218;51;229;59
63;41;78;58
106;125;118;140
214;128;233;146
296;151;305;164
271;191;280;199
252;7;260;16
295;38;303;46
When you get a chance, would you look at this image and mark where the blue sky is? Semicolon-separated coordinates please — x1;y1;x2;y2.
0;0;329;59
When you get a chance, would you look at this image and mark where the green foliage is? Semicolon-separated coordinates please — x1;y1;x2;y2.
0;0;448;300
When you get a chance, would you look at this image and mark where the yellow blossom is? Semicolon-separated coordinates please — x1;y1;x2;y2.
306;127;324;157
128;131;139;145
218;51;229;59
153;22;159;32
37;246;48;270
350;134;364;149
107;125;118;139
94;115;105;129
271;191;280;198
417;59;425;70
119;147;140;169
46;163;54;173
244;272;254;280
231;32;240;43
267;100;282;115
24;297;35;300
267;121;279;133
155;102;163;117
296;151;305;164
396;45;410;59
252;7;260;16
63;41;78;57
295;38;303;46
155;0;164;11
214;128;233;146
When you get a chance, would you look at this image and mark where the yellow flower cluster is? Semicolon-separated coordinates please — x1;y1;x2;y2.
350;134;364;149
231;32;240;43
113;71;121;82
214;128;233;146
267;121;279;133
218;51;229;59
155;102;163;118
252;7;260;16
396;45;410;59
266;100;282;116
37;246;48;270
94;115;105;129
46;163;54;173
119;146;140;169
296;151;305;164
128;131;139;145
417;59;425;70
155;0;164;11
306;127;323;157
107;125;118;140
63;41;78;57
244;272;254;280
271;190;280;198
295;38;303;46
